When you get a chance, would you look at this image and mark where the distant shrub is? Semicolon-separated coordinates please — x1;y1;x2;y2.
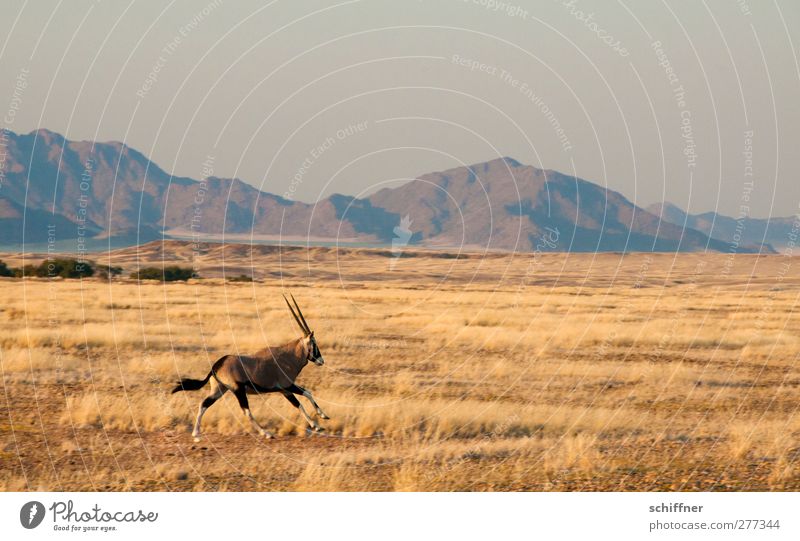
132;266;196;281
46;258;95;278
0;261;13;277
97;265;124;280
227;274;254;282
16;258;95;278
14;265;37;278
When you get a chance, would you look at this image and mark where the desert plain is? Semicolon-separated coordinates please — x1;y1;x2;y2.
1;241;799;491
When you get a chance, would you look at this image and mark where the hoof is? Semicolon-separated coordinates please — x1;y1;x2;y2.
263;432;274;439
193;436;201;443
313;425;325;433
319;414;330;420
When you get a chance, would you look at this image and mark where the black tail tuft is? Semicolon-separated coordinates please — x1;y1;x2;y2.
171;371;212;393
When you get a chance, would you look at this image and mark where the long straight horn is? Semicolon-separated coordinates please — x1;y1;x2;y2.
283;294;307;334
290;294;311;334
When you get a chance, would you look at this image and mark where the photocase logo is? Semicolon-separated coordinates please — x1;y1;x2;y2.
20;501;45;529
390;214;414;269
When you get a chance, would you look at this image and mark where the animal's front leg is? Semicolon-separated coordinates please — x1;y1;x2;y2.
282;392;324;432
290;384;330;420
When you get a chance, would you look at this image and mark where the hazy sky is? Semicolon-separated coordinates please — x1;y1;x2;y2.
1;0;798;217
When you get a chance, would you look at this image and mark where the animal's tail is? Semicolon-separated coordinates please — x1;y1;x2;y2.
171;371;212;393
171;356;228;393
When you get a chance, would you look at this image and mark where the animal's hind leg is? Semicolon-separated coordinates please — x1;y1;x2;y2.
282;392;323;432
192;378;227;442
234;388;274;439
288;384;329;420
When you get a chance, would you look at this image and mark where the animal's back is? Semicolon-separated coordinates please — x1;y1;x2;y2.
216;344;303;391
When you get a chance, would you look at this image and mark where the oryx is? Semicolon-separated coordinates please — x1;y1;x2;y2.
172;294;329;442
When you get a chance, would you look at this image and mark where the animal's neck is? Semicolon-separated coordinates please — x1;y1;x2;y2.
292;337;310;366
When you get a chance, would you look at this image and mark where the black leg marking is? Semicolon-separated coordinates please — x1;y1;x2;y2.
283;391;323;431
282;392;301;408
235;387;273;438
201;396;219;409
234;388;249;410
287;384;329;419
192;382;227;441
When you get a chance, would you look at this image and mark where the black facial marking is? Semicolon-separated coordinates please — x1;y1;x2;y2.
307;337;320;361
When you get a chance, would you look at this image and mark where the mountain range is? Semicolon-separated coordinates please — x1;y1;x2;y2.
646;202;794;254
0;129;789;253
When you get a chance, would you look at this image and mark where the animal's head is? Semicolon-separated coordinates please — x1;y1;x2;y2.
284;294;324;366
303;331;324;366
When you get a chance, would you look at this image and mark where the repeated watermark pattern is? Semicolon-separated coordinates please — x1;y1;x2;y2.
191;154;216;275
0;67;29;191
451;54;573;152
136;0;224;99
75;157;94;270
2;1;800;504
652;41;697;171
421;413;521;485
284;120;369;200
463;0;628;57
554;0;629;57
461;0;529;19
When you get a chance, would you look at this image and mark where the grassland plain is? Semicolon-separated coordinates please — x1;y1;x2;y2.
1;242;799;491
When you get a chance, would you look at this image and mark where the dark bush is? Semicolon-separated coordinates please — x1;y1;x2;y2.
97;265;124;280
227;274;254;282
43;258;95;278
17;258;95;278
15;265;37;278
0;261;13;277
132;266;196;281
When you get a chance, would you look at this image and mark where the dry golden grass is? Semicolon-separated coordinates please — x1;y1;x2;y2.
1;243;800;490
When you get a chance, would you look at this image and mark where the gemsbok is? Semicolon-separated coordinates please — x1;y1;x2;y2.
172;294;330;441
